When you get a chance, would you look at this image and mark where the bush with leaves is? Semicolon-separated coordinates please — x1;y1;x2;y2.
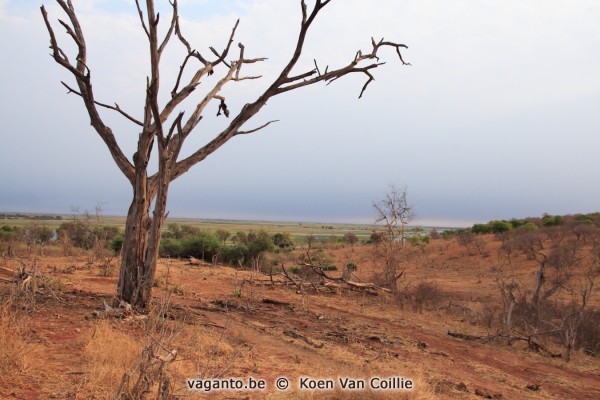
180;232;223;261
272;232;294;249
57;222;119;250
0;225;20;256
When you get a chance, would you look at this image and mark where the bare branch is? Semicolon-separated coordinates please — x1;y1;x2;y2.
163;18;242;125
314;59;321;76
358;71;375;99
210;19;239;65
158;0;178;55
278;36;407;98
41;1;135;184
233;75;263;82
165;111;185;144
170;0;408;181
237;120;279;135
134;0;150;38
60;82;143;126
41;6;83;79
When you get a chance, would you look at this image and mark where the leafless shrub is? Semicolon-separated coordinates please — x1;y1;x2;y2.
473;237;487;256
480;303;499;330
412;282;446;312
456;231;475;255
492;231;599;360
512;229;544;260
98;256;118;277
114;296;178;399
578;309;600;357
372;186;413;293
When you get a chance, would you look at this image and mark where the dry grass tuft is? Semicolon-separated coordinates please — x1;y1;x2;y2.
81;319;142;398
0;298;40;386
168;322;239;392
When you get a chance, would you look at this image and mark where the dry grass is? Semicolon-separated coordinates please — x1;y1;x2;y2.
80;320;142;398
0;299;41;387
2;232;599;399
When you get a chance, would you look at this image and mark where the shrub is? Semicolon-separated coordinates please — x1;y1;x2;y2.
412;282;445;312
272;232;294;249
288;266;301;274
159;238;184;258
490;220;512;234
110;235;124;253
220;245;248;265
472;223;492;234
180;232;223;261
57;222;120;250
368;231;385;244
542;214;564;227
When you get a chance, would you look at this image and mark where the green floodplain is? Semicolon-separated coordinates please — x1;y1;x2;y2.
0;212;456;242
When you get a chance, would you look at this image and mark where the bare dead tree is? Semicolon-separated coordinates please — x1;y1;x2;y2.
456;230;475;255
560;269;597;361
493;264;521;333
372;186;414;292
41;0;409;308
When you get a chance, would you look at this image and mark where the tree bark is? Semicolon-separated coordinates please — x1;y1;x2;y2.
117;179;152;307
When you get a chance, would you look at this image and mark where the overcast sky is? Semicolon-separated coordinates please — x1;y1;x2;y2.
1;0;599;227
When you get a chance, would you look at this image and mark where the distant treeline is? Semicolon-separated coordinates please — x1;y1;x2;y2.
451;212;600;236
1;213;64;220
0;221;364;267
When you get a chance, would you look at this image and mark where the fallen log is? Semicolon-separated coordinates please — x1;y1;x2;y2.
262;298;293;307
284;330;323;348
447;330;485;341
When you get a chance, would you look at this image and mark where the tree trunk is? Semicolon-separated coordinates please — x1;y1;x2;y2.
117;184;151;307
532;257;546;306
117;150;171;309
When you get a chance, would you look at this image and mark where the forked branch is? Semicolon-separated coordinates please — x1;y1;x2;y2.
168;0;408;182
41;0;135;184
60;82;143;126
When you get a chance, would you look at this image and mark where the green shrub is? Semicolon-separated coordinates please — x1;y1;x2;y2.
110;235;124;253
542;214;564;227
346;262;358;271
471;223;492;234
490;220;512;234
220;245;248;265
288;266;300;274
159;238;184;258
272;232;294;249
180;232;223;261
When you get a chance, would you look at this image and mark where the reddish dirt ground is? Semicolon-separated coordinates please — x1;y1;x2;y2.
1;238;600;399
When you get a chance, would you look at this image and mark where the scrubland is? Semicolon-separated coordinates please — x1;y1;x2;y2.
1;217;600;399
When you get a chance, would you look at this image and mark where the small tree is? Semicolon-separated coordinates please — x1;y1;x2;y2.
215;229;231;245
372;186;414;292
456;230;475;254
272;232;294;250
42;0;409;308
344;232;359;249
33;225;54;257
0;225;20;257
374;186;414;247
